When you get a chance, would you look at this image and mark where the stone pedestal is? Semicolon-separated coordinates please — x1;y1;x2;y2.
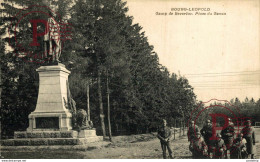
2;63;102;146
78;129;97;138
27;64;72;131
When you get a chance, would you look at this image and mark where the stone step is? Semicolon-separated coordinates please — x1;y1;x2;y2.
14;130;79;139
14;130;98;139
1;137;103;146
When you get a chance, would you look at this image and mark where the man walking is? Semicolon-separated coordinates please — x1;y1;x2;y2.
157;119;173;159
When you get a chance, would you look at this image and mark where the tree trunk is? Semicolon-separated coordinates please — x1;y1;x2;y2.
107;73;112;142
183;118;185;136
174;118;176;140
87;83;90;121
179;120;182;137
97;69;106;140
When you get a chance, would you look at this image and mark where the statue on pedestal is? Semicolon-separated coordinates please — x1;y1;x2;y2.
43;16;61;63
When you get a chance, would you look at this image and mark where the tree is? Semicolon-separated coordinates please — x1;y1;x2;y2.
0;0;71;137
1;0;199;137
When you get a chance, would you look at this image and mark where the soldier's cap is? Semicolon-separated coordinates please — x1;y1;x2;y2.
228;118;232;121
216;133;222;138
207;120;211;123
191;120;194;123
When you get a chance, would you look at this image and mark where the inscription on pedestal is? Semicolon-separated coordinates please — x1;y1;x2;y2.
36;117;59;129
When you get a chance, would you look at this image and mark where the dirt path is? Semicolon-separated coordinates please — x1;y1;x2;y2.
2;129;260;159
72;135;192;159
2;134;192;159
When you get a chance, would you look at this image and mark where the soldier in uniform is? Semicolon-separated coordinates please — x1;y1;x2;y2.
157;119;173;159
221;118;234;158
187;120;200;142
190;131;208;159
230;133;247;159
214;133;226;159
242;119;255;159
200;120;214;157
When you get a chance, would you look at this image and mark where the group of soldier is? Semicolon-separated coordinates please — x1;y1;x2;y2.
187;118;256;159
157;118;256;159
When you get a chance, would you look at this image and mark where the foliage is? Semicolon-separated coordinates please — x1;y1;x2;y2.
0;0;197;137
192;98;260;127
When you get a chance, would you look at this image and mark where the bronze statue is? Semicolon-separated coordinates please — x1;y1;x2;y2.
43;15;61;63
76;109;93;130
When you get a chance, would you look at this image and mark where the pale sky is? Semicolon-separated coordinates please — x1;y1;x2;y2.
126;0;260;102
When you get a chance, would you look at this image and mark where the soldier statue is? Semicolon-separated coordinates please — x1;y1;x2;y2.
43;13;61;63
157;119;173;159
242;119;255;159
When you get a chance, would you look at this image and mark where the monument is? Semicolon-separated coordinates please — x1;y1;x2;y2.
2;16;101;146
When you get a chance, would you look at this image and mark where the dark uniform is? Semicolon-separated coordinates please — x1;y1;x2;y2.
242;120;256;159
230;134;247;159
187;121;200;142
221;121;234;158
214;134;226;159
157;121;173;159
200;120;214;157
190;132;208;159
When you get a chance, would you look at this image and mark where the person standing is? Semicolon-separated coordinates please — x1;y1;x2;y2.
230;133;247;159
200;120;214;157
242;119;256;159
187;120;200;142
221;118;234;158
190;131;208;159
214;133;226;159
157;119;173;159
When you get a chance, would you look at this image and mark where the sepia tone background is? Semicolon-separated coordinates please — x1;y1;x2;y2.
127;0;260;101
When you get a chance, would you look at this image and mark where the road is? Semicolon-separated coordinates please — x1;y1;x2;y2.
2;128;260;159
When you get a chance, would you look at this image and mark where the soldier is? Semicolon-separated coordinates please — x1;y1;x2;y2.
242;119;255;159
187;120;200;142
230;133;247;159
221;118;234;159
214;133;226;159
190;131;208;159
200;120;214;157
157;119;173;159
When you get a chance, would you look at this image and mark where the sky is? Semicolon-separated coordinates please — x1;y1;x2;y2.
126;0;260;102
